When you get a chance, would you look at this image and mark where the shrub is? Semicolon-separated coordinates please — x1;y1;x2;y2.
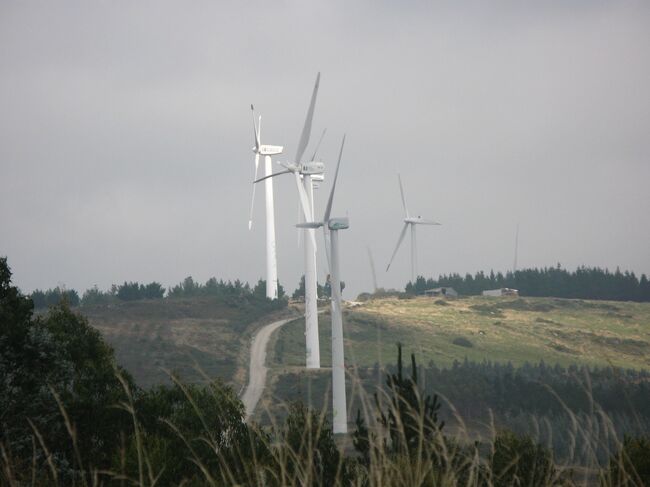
452;336;473;348
81;285;113;306
280;402;353;485
118;376;262;485
604;435;650;486
491;430;560;487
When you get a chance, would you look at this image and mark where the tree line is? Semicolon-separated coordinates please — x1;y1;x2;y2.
291;274;334;299
30;287;81;308
29;273;342;309
28;276;291;308
406;265;650;302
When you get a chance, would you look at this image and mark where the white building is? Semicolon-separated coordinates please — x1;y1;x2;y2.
424;287;458;298
482;288;519;297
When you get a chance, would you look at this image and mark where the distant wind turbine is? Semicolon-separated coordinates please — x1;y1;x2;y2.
513;223;520;274
247;105;283;299
367;246;378;293
386;174;440;283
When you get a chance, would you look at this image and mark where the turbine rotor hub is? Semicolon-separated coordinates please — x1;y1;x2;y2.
328;217;349;230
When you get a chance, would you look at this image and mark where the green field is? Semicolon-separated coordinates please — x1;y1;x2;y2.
273;296;650;371
84;297;295;388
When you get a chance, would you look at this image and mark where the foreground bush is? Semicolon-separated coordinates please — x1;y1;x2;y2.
603;436;650;487
1;258;131;480
490;430;559;487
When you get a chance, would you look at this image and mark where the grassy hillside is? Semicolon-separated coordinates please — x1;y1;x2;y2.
257;295;650;430
81;293;650;400
84;297;294;388
273;295;650;371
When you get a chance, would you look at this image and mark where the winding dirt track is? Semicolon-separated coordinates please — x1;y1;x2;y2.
241;317;294;420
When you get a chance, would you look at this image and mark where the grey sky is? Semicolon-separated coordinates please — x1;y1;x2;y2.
1;1;649;299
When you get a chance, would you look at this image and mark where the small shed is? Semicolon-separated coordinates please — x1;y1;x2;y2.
424;287;458;298
482;288;519;297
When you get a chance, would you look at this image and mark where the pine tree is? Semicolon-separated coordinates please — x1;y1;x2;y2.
375;343;445;455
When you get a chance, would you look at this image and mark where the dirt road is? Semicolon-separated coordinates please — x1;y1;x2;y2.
241;316;294;420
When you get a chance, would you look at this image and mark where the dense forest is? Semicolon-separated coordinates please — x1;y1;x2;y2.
277;357;650;465
391;358;650;464
29;276;288;309
412;359;650;419
406;265;650;302
277;359;650;433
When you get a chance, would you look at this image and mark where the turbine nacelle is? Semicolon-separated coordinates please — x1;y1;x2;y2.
312;173;323;189
278;160;324;175
328;217;349;231
301;161;324;175
404;216;441;225
256;144;283;156
297;216;349;231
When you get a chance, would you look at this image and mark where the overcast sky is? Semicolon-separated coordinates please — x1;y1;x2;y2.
1;1;649;299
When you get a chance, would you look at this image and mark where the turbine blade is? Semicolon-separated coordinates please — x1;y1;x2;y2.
294;172;317;250
294;72;320;163
310;128;327;161
416;219;441;225
324;134;345;223
248;153;260;230
254;169;291;184
297;198;302;247
386;223;409;272
323;227;332;272
398;173;409;218
296;222;323;229
251;105;260;150
277;160;294;170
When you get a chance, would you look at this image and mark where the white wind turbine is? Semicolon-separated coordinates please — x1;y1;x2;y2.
253;73;323;369
298;135;349;434
386;174;441;283
367;246;379;293
248;105;283;299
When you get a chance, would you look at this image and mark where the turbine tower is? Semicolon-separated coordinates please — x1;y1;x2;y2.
254;73;323;368
298;135;348;433
513;223;520;274
248;105;283;299
386;174;441;283
367;246;378;293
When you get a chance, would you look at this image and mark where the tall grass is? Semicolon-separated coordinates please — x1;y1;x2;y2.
2;358;648;487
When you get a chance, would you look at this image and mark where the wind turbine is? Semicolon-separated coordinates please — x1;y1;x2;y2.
513;223;520;274
386;174;441;283
254;73;323;369
367;246;378;293
248;105;283;299
298;135;348;434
